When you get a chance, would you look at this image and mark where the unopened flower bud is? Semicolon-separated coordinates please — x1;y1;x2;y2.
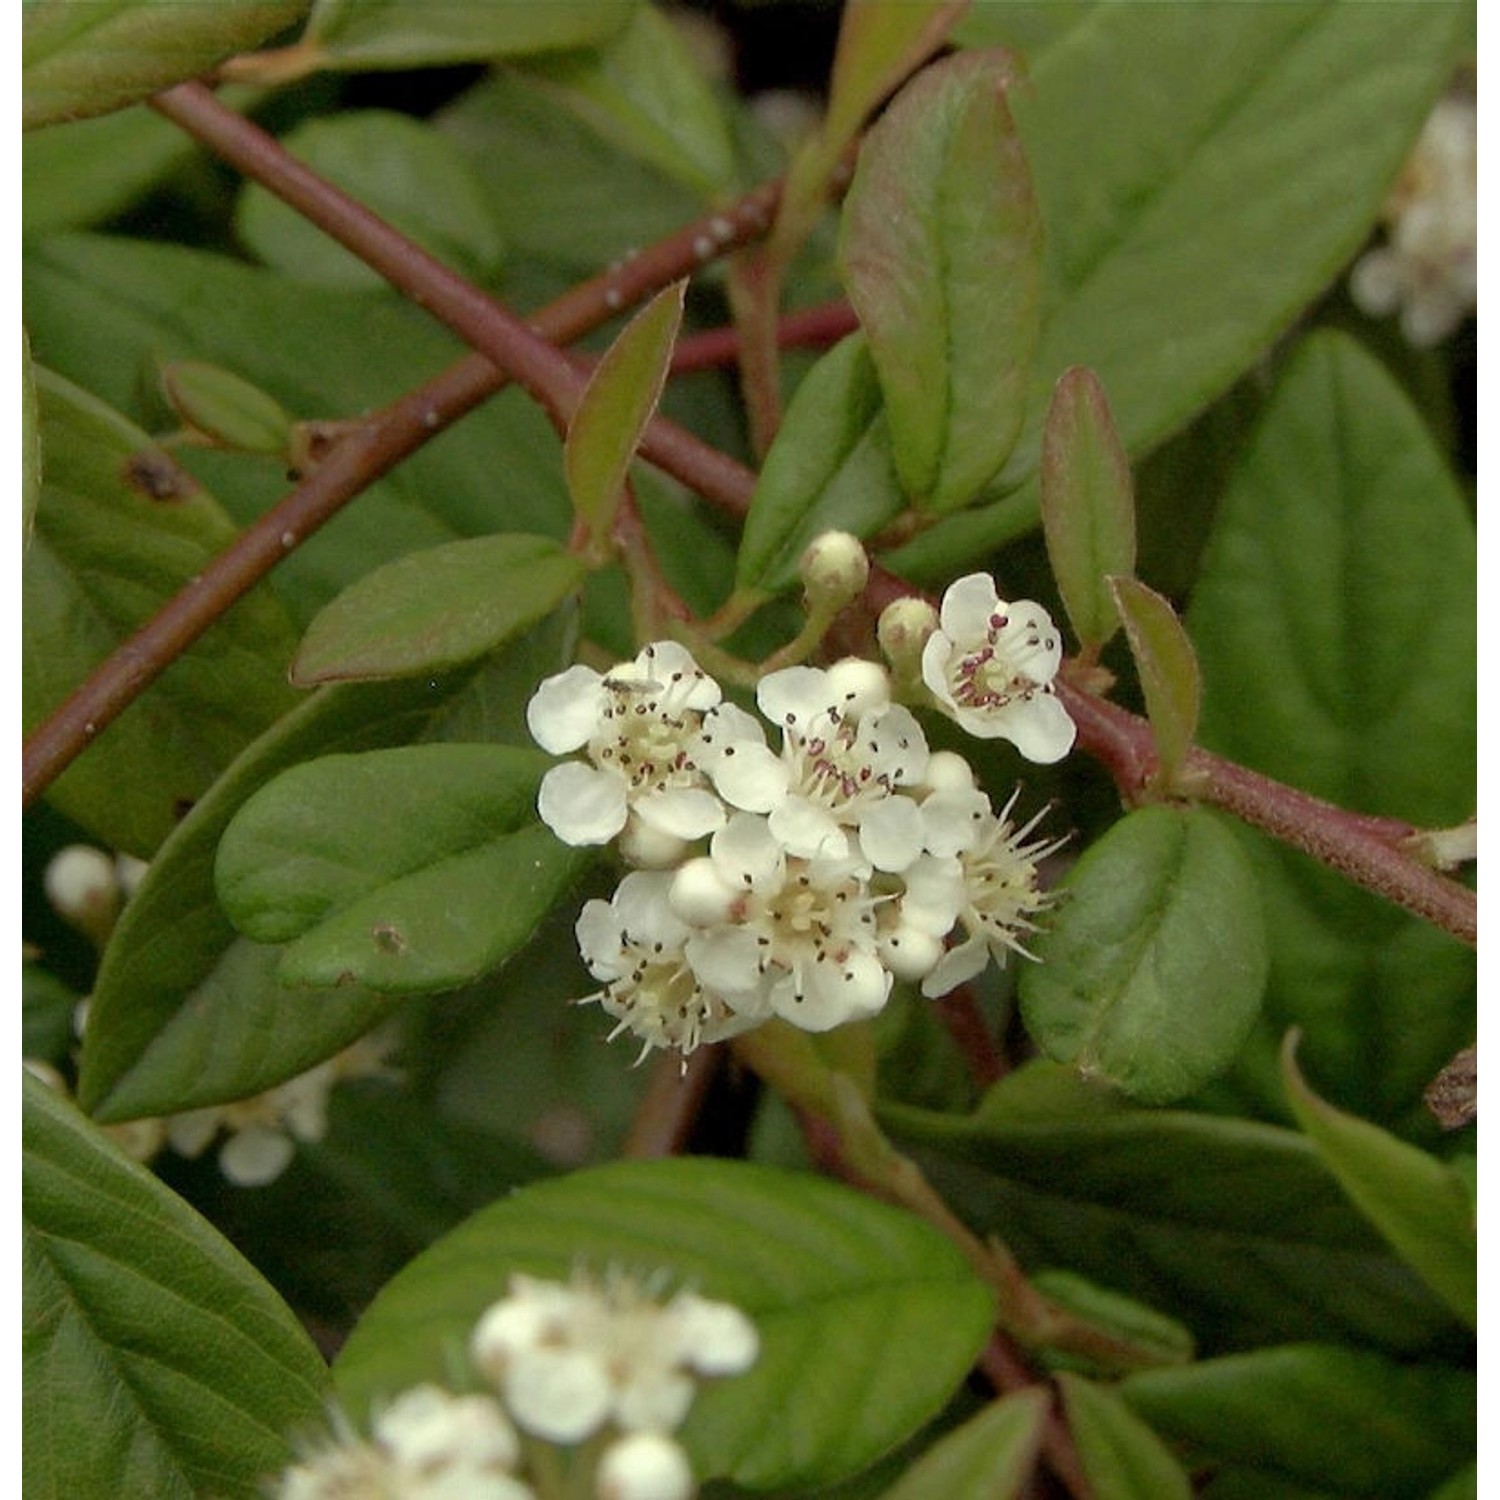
617;820;693;871
798;531;869;614
596;1432;694;1500
877;597;940;683
669;857;737;926
44;844;122;946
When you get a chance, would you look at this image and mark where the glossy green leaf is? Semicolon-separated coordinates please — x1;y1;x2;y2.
78;624;573;1123
334;1158;997;1489
1190;330;1474;826
22;0;307;128
737;333;905;593
566;281;686;545
877;1389;1049;1500
1059;1374;1193;1500
521;5;739;199
292;533;584;685
840;48;1041;513
216;744;592;993
1283;1038;1475;1327
23;234;574;623
236;110;506;290
882;1062;1457;1356
1108;576;1201;787
24;963;79;1064
887;0;1467;578
23;1073;329;1498
22;329;41;545
1122;1346;1475;1499
1041;366;1135;651
1019;806;1267;1104
23;367;300;856
301;0;636;71
1186;331;1474;1127
1029;1271;1194;1379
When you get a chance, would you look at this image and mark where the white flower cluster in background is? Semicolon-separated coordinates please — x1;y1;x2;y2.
526;576;1069;1059
1350;91;1476;347
274;1270;758;1500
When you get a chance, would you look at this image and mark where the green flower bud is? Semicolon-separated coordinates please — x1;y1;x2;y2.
876;595;939;683
160;360;292;456
798;530;869;613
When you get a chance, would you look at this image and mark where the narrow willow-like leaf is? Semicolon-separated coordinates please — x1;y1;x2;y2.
334;1158;996;1490
1122;1346;1475;1498
1059;1374;1192;1500
236;110;506;290
23;0;308;128
1019;806;1267;1104
1040;367;1135;651
1108;575;1201;788
777;0;967;253
217;744;592;994
521;5;738;199
886;1;1467;578
23;367;299;855
737;333;904;593
23;1074;330;1498
160;359;292;455
840;48;1041;513
301;0;634;70
1282;1036;1475;1327
882;1063;1457;1356
79;625;572;1123
566;280;686;547
292;534;584;685
877;1390;1049;1500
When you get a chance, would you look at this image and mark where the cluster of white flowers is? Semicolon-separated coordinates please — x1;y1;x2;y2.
275;1270;758;1500
526;574;1071;1059
1350;92;1476;347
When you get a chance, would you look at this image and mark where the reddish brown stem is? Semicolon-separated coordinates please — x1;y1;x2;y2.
621;1047;722;1159
669;298;861;374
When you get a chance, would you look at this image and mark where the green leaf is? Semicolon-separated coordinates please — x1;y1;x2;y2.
1018;806;1267;1104
840;48;1041;513
876;1389;1049;1500
292;533;584;685
236;110;507;290
23;366;300;856
521;4;739;199
160;359;292;455
22;0;308;128
1122;1345;1475;1499
887;0;1467;577
1423;1466;1477;1500
22;328;41;545
1282;1037;1475;1328
24;962;80;1064
1190;330;1474;826
23;1073;329;1498
334;1158;997;1489
216;744;593;994
1108;576;1201;787
1040;366;1135;651
23;234;574;622
882;1062;1457;1356
1029;1271;1194;1379
737;333;905;594
78;623;573;1123
301;0;636;71
566;281;686;546
1059;1374;1193;1500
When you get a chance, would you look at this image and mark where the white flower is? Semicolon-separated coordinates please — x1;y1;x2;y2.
709;660;931;872
596;1431;695;1500
1350;94;1475;347
921;790;1063;998
921;575;1075;763
575;871;760;1058
470;1270;758;1447
528;642;737;863
673;813;893;1031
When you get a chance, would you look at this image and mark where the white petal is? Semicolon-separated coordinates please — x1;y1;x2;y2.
668;857;738;927
537;762;628;845
920;934;991;997
705;740;787;813
768;797;847;862
938;573;1000;641
857;795;925;873
576;898;627;978
684;926;764;1000
757;666;833;734
710;813;785;892
635;786;726;840
880;926;945;981
996;693;1077;764
921;787;990;857
920;630;961;709
166;1108;221;1158
999;602;1064;685
613;870;688;946
823;658;890;717
617;820;692;870
673;1296;759;1374
634;640;720;712
898;855;967;933
219;1127;295;1186
595;1432;694;1500
613;1370;696;1433
861;703;929;786
503;1347;612;1443
526;665;603;753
